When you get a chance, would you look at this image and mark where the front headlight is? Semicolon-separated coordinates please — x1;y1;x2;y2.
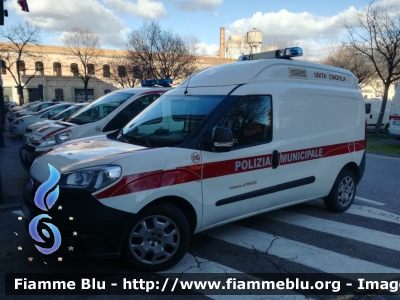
13;119;24;125
38;130;72;147
38;136;57;147
59;165;122;192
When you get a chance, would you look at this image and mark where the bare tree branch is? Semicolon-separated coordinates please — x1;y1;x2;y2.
126;21;199;83
343;0;400;135
0;22;42;105
62;28;103;101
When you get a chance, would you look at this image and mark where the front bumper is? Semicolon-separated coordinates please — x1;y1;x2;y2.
21;178;135;258
19;145;42;172
9;124;24;135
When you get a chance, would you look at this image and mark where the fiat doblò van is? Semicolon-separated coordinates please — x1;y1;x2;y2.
23;47;366;271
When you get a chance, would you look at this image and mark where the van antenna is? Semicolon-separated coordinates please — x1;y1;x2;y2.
184;75;191;95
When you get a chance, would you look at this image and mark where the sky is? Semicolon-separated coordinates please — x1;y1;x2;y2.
3;0;396;61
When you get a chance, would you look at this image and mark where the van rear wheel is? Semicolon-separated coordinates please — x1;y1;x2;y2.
122;203;191;271
324;169;356;212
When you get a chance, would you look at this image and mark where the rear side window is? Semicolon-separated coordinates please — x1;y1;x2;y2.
103;94;161;132
215;95;272;148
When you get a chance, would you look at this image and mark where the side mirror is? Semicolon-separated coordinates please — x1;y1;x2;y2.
213;127;233;152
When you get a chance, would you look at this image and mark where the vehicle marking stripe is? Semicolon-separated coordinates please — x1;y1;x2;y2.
354;196;386;206
94;140;365;200
43;127;67;138
216;176;315;206
261;210;400;252
208;223;400;273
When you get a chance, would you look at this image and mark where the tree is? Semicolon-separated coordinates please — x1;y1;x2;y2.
344;0;400;135
0;22;43;105
126;21;199;82
108;54;141;88
322;44;375;88
62;28;103;101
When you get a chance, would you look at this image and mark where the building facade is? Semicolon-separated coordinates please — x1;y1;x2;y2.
0;43;233;104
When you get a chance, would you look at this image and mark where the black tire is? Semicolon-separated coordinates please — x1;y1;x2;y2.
121;202;191;271
324;169;356;212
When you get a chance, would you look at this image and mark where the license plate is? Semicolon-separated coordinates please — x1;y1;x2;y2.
394;120;400;126
21;202;31;220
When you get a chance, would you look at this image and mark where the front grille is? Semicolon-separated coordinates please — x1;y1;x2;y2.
25;144;36;152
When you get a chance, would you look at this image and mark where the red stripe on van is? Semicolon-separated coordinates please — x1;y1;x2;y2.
94;140;365;200
95;166;201;199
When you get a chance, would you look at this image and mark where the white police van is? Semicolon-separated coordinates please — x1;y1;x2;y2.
23;47;366;271
19;80;172;171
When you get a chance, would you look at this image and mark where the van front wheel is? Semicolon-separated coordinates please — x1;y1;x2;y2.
122;203;191;271
324;169;356;212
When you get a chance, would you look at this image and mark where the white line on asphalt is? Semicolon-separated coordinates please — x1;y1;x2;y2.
306;200;400;225
346;204;400;226
355;196;386;206
163;254;307;300
261;210;400;252
207;224;400;274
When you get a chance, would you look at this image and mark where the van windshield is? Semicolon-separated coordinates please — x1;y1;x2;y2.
119;94;224;147
66;91;135;125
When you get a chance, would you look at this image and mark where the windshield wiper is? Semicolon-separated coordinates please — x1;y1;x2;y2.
120;134;152;148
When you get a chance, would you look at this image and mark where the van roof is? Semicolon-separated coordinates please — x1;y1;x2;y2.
181;58;358;89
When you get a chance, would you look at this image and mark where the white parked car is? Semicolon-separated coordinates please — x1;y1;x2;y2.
8;101;60;122
23;103;88;143
9;103;73;136
10;101;40;113
364;99;392;132
387;85;400;139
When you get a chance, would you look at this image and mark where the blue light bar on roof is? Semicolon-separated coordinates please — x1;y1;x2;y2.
238;47;303;61
141;78;173;87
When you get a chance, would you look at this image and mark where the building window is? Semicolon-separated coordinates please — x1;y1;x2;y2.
1;60;6;75
87;64;95;76
55;88;64;101
18;61;26;75
104;89;111;94
75;89;94;102
70;63;79;76
103;64;110;77
118;65;126;78
53;62;62;76
35;61;44;75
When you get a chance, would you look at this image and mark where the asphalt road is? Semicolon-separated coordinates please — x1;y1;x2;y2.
1;153;399;300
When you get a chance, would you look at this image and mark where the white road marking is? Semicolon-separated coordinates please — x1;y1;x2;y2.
207;224;400;274
163;254;307;300
355;196;385;206
261;210;400;252
306;201;400;225
346;204;400;225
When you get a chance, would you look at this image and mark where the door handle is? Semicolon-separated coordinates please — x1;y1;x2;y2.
272;150;279;169
370;114;372;119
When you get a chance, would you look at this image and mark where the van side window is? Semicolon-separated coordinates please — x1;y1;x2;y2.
103;94;161;132
215;95;272;148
